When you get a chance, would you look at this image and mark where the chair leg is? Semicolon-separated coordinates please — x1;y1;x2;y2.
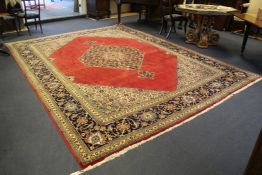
39;18;43;34
166;20;175;39
0;28;3;40
12;18;19;36
184;20;188;34
164;21;168;33
159;18;166;35
27;25;31;36
17;18;21;32
25;20;31;36
34;18;37;30
178;21;183;30
166;24;172;39
173;21;176;34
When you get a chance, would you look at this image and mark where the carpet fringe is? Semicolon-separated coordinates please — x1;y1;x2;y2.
71;77;262;175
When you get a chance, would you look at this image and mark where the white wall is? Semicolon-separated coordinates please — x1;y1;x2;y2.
79;0;87;14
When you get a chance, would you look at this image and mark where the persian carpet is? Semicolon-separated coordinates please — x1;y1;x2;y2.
6;25;261;170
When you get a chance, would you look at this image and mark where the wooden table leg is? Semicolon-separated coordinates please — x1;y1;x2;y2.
117;4;121;24
186;15;203;46
197;15;208;48
241;22;251;54
185;15;219;49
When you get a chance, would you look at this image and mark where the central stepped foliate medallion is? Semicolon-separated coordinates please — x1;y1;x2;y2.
81;43;144;70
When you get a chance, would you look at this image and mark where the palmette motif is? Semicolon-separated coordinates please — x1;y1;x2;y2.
7;25;260;167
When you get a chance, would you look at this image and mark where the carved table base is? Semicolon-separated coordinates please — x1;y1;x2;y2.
185;15;219;48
